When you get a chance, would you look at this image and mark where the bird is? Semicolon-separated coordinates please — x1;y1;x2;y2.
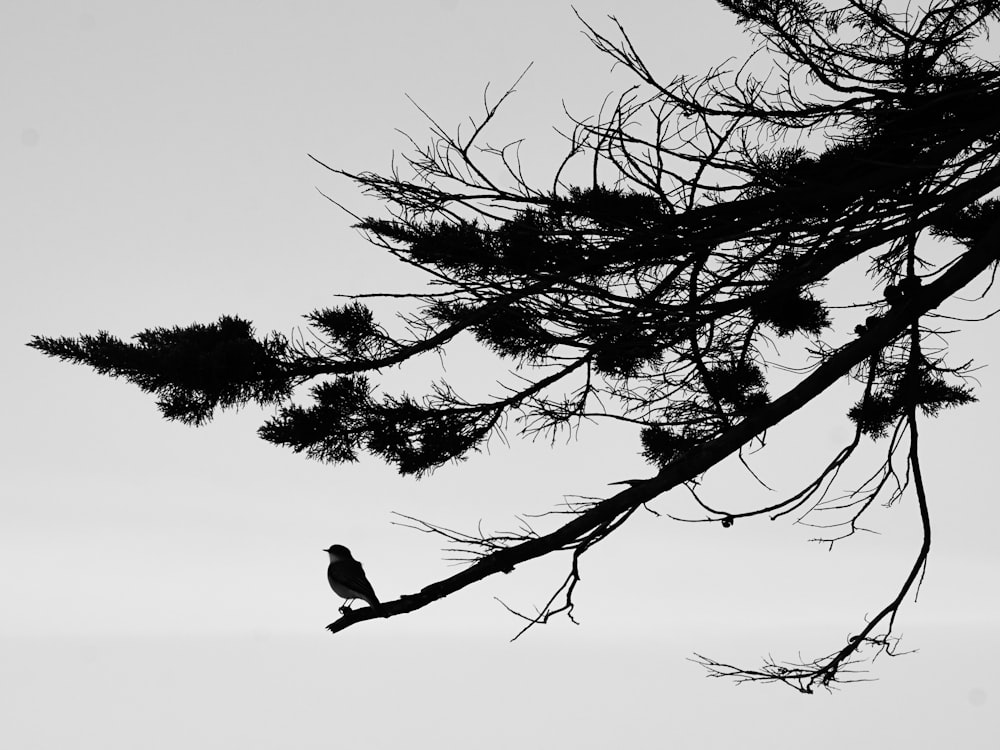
324;544;380;614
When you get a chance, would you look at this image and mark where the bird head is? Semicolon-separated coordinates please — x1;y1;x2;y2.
324;544;353;561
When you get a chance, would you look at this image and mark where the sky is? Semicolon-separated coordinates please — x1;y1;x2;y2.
3;1;999;747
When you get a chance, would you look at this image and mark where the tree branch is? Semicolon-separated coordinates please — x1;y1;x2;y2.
327;221;1000;633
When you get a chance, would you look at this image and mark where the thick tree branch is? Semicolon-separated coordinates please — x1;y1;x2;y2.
327;221;1000;633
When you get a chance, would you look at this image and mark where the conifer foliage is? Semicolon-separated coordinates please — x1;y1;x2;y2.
30;0;1000;691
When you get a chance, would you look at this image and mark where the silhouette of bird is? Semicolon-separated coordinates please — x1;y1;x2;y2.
324;544;380;614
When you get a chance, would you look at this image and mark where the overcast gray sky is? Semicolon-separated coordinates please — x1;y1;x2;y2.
4;1;999;747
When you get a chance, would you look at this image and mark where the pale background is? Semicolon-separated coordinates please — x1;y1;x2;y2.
3;1;999;747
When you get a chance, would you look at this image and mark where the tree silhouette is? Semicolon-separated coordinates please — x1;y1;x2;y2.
29;0;1000;692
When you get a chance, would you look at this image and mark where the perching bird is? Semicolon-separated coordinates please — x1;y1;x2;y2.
324;544;380;613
